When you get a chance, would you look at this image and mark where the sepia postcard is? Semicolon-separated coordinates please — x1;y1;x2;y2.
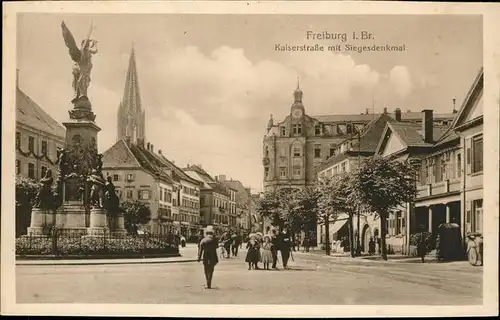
2;1;499;318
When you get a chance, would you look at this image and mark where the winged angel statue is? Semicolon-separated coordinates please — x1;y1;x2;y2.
61;21;98;102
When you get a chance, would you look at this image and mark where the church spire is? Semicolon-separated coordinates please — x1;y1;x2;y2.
117;46;145;143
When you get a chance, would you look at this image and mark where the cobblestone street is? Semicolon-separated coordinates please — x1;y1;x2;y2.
16;244;482;305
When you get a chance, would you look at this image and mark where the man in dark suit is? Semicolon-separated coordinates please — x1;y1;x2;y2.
198;225;219;289
271;229;279;269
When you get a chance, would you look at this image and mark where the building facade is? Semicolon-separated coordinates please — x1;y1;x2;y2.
222;179;253;234
183;166;238;234
317;107;456;254
16;72;66;181
117;47;146;144
102;138;202;236
262;83;456;193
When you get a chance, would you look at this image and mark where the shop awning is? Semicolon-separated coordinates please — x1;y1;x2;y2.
328;213;349;235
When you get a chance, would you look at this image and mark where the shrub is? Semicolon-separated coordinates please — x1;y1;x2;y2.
16;234;179;256
409;232;435;253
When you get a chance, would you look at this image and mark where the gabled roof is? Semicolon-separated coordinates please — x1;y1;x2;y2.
311;111;455;124
222;180;251;205
102;139;173;184
184;165;215;183
451;67;483;130
16;87;66;139
157;154;202;185
375;121;451;155
102;139;142;168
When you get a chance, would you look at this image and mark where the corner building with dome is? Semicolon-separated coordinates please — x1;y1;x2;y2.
262;82;456;244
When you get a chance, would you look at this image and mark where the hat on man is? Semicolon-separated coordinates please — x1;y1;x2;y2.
205;225;215;235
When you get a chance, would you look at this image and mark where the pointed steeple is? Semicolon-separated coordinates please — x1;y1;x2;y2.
294;76;303;103
117;46;146;143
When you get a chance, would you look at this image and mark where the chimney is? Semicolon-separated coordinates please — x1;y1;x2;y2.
151;144;154;152
245;187;251;194
422;109;434;143
16;69;19;88
365;108;369;115
147;142;151;151
158;149;162;155
214;176;218;181
218;175;226;182
383;107;388;114
452;98;457;113
124;136;131;146
394;108;402;122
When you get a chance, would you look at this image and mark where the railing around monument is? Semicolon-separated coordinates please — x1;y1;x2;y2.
16;231;180;257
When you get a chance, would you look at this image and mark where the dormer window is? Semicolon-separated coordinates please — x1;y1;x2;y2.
280;126;286;136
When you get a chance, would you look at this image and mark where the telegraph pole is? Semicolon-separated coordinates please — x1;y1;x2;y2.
356;125;362;256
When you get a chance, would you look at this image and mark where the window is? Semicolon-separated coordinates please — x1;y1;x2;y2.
279;167;287;178
126;190;133;199
420;159;428;185
457;153;462;178
293;147;301;157
126;174;135;182
41;140;48;155
472;136;483;173
292;124;302;135
340;162;346;173
160;188;164;201
280;126;286;136
314;146;321;158
395;211;402;235
264;167;269;179
473;199;483;233
16;160;21;175
264;147;269;157
28;163;35;179
315;125;321;135
113;174;120;181
28;136;35;152
330;148;335;158
139;190;150;200
16;132;21;148
293;167;301;177
434;156;443;183
41;166;47;178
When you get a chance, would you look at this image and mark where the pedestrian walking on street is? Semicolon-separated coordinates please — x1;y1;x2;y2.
260;235;274;270
231;233;241;257
278;229;292;269
197;225;219;289
245;236;260;270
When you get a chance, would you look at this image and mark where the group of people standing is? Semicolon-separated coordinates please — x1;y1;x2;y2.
245;228;292;271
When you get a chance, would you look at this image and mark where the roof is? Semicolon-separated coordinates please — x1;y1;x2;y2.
16;87;65;138
389;122;450;147
102;139;142;169
311;111;455;124
222;180;251;205
102;139;173;184
316;113;395;171
184;165;216;184
451;67;484;129
156;153;202;185
128;144;173;183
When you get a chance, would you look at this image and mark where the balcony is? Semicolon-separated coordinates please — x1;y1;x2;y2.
416;179;461;198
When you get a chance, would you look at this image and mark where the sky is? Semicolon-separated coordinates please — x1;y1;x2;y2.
17;14;482;192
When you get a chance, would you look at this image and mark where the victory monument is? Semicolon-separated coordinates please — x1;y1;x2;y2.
27;21;126;237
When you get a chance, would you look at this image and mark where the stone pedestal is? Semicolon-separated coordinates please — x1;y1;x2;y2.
27;208;49;235
87;207;108;236
56;202;88;236
111;214;127;237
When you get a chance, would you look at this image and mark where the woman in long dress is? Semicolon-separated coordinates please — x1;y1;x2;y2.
245;238;260;270
260;235;274;270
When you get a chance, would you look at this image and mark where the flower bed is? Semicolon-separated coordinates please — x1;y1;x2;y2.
16;234;179;257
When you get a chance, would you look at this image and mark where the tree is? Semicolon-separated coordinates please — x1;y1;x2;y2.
316;173;357;257
350;156;417;260
292;186;320;246
120;200;152;234
15;176;39;237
